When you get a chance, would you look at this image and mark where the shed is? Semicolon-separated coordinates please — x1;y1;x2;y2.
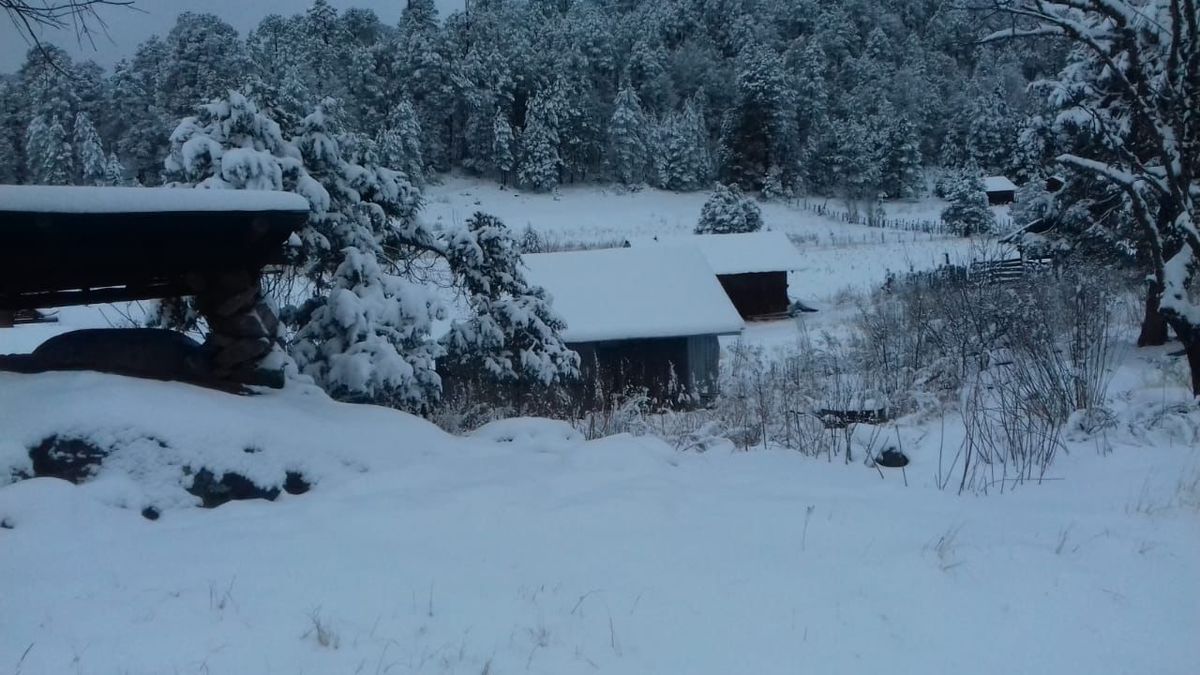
0;185;309;387
983;176;1018;205
626;231;803;319
522;247;743;405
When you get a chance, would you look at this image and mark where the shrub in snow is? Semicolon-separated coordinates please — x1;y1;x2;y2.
940;172;995;237
695;184;763;234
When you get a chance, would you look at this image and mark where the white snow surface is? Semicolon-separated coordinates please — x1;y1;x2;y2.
0;364;1197;674
0;185;310;214
522;246;744;343
626;230;804;275
983;175;1019;193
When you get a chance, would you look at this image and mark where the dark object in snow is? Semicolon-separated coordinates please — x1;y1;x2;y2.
1;517;14;529
789;299;819;314
141;506;160;521
1;328;213;382
818;407;888;429
875;447;910;468
28;435;111;484
0;186;306;388
187;468;282;508
284;471;311;495
185;468;311;508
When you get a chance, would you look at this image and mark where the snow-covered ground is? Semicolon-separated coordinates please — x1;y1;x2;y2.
424;176;978;305
1;346;1197;674
2;180;1196;674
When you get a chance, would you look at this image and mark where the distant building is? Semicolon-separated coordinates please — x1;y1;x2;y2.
625;231;803;319
1045;175;1066;193
522;247;744;405
983;176;1019;205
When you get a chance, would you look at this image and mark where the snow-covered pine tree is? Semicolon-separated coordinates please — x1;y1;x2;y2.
607;84;648;187
74;112;110;185
718;45;797;192
696;184;763;234
658;97;711;192
377;99;425;187
881;115;923;199
518;88;563;192
0;132;16;183
441;212;579;397
25;115;73;185
940;171;995;237
492;108;516;187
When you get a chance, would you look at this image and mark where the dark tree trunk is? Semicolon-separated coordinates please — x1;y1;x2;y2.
1138;281;1170;347
1187;338;1200;398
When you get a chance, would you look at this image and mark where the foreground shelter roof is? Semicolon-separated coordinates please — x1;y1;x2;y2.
0;186;309;311
626;231;803;275
522;246;744;343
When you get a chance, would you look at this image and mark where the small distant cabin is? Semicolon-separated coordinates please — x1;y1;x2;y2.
1045;175;1066;193
0;185;309;388
522;247;744;405
626;231;803;319
983;176;1018;205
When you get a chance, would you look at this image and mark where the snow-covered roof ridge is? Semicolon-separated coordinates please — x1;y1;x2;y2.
522;246;744;343
982;176;1018;193
625;231;803;275
0;185;310;214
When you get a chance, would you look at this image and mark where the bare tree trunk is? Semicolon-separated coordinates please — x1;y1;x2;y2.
1138;281;1170;347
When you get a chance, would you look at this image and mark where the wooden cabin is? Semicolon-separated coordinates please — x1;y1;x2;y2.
626;231;803;319
0;185;308;388
522;247;744;406
983;176;1018;205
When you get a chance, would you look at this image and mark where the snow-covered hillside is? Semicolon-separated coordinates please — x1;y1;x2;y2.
1;360;1197;674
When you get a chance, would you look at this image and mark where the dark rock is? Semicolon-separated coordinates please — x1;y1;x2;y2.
28;436;109;484
186;468;281;508
283;471;311;495
141;506;160;521
1;517;13;529
876;447;910;468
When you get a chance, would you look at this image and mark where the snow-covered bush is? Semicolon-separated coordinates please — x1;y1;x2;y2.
695;184;763;234
940;172;995;236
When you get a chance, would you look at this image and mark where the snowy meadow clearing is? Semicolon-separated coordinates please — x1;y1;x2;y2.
1;359;1198;675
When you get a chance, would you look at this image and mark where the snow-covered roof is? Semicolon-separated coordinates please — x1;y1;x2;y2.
982;176;1018;193
0;186;310;214
522;247;744;343
625;231;802;275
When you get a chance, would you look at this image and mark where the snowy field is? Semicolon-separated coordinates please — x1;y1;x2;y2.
1;345;1198;675
424;176;979;304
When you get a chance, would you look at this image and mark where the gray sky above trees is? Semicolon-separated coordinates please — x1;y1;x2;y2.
1;0;463;72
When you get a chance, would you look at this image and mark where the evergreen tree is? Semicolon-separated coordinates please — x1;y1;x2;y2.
159;13;250;118
74;112;110;185
880;115;923;199
696;184;763;234
940;171;995;237
0;132;17;184
377;99;425;186
25;115;73;185
518;88;563;192
493;108;516;187
718;45;798;192
607;84;648;187
441;212;579;393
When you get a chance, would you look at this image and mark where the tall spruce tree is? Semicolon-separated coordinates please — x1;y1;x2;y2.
607;84;648;187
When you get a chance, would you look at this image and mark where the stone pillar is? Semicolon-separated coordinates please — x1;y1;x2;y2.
193;270;285;388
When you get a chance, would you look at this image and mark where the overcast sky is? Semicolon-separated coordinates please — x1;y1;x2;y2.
1;1;464;72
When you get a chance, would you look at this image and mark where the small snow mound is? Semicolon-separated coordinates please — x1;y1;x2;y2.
471;417;583;449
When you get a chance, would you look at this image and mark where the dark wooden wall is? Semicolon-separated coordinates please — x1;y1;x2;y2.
717;271;790;318
572;334;721;407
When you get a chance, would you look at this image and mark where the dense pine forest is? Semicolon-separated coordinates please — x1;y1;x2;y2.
0;0;1066;197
